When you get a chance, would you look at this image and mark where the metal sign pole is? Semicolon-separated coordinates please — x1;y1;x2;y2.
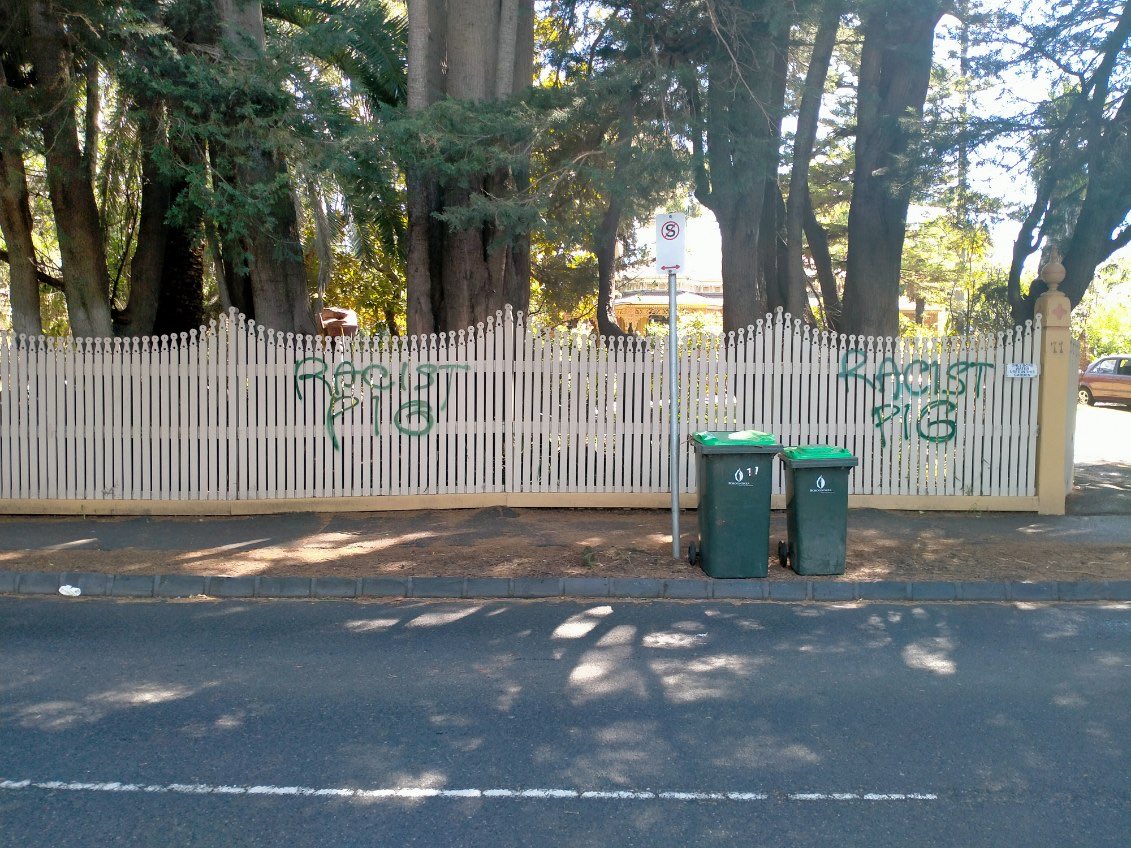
668;268;680;560
656;211;686;562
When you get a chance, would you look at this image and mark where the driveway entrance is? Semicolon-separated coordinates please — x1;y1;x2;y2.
1069;404;1131;515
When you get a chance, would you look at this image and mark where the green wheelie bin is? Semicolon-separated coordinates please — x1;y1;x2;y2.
777;445;858;576
688;430;782;578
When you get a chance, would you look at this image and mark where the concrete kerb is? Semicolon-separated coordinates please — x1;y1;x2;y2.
2;572;1130;602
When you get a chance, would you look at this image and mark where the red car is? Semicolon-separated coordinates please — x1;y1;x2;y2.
1078;354;1131;405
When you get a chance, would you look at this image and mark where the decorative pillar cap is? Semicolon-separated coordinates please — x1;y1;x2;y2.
1040;248;1066;291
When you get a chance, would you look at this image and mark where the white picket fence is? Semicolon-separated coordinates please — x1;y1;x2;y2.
0;307;1043;509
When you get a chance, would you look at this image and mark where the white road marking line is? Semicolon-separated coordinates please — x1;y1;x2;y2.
0;778;935;802
518;789;579;798
791;792;939;801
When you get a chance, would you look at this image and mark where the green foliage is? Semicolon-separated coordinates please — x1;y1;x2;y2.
268;4;408;294
1083;299;1131;358
386;97;542;237
901;211;998;331
6;0;1121;339
96;0;408;287
529;247;598;330
940;271;1016;336
322;248;404;334
970;0;1130;310
522;4;693;325
1074;259;1131;358
386;97;536;186
35;288;72;337
266;0;406;109
643;311;724;342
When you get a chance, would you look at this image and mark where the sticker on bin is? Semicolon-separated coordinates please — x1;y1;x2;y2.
809;475;834;494
728;466;761;486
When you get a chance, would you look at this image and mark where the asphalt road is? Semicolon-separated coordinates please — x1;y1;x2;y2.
2;598;1130;847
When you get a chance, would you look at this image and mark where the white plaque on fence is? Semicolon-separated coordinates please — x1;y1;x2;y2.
1006;363;1039;378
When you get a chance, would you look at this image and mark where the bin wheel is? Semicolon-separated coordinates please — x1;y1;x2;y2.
777;540;790;569
688;541;700;566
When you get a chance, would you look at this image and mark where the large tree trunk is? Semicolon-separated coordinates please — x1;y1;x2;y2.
305;181;333;313
702;61;769;333
593;204;624;337
692;3;792;333
151;208;205;336
1006;164;1060;326
1058;196;1131;308
786;0;841;324
502;0;534;320
118;99;170;336
762;180;788;315
404;0;535;334
27;0;112;337
760;24;790;317
594;99;636;338
803;190;841;332
1051;50;1131;309
405;170;443;334
215;0;315;335
119;95;207;338
82;59;98;186
404;0;443;335
242;150;316;333
1008;4;1130;322
0;79;42;336
841;0;945;338
203;140;255;318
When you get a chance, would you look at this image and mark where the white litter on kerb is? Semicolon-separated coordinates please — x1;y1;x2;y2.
0;778;937;803
58;585;82;597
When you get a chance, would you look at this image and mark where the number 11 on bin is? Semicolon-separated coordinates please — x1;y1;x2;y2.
733;467;759;484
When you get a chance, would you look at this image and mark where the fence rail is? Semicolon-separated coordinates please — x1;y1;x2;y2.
0;307;1043;510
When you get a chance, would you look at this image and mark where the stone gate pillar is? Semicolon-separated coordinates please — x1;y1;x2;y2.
1035;257;1073;516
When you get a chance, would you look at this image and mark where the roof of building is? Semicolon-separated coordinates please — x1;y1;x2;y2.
613;291;723;308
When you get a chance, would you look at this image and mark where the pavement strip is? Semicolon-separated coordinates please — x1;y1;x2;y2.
0;778;936;803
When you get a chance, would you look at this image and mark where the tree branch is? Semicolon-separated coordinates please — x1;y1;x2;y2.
0;248;64;290
685;76;712;207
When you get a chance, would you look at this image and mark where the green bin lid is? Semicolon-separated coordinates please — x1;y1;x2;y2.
692;430;779;448
780;444;856;463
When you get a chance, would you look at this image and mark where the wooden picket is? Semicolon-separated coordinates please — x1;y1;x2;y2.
0;307;1043;508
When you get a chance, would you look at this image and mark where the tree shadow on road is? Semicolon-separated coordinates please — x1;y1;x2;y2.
1070;462;1131;516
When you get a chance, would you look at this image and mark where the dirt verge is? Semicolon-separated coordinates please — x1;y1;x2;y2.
2;507;1129;583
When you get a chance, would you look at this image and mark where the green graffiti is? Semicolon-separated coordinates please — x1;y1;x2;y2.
916;398;959;443
870;400;959;448
295;356;469;450
840;351;993;447
393;399;435;436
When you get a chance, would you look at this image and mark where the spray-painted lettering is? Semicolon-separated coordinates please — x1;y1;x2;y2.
838;350;994;447
294;357;470;450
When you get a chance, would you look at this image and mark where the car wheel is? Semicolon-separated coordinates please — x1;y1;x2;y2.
1078;387;1095;405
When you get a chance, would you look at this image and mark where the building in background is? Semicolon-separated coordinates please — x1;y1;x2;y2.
614;212;950;335
613;215;723;333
